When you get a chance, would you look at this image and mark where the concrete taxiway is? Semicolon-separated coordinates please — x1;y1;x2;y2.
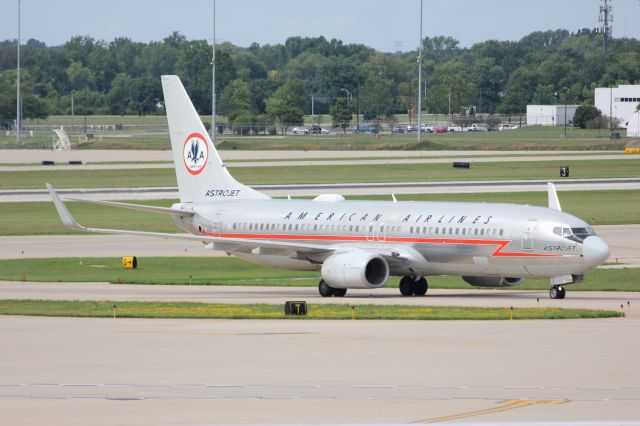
3;177;640;202
0;315;638;425
1;224;638;264
0;149;625;164
0;282;637;317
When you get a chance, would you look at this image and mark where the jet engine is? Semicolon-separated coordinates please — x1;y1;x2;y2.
321;251;389;289
462;276;524;287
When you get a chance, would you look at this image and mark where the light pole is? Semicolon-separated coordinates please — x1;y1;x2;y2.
16;0;21;146
340;88;352;130
211;0;216;141
417;0;423;141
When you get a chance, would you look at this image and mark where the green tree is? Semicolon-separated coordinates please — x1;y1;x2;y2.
129;76;161;116
107;74;132;115
218;79;252;120
573;105;601;129
330;98;352;132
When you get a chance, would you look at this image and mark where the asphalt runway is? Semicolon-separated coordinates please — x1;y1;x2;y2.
1;224;637;264
1;316;639;425
3;178;640;202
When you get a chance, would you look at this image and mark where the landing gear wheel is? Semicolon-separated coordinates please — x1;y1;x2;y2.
399;276;414;296
413;277;428;296
319;280;334;297
333;288;347;297
549;286;566;299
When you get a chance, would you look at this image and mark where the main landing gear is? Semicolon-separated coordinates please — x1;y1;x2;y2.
549;286;566;299
399;276;428;296
318;280;347;297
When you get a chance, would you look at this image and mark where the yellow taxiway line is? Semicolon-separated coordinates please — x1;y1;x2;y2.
414;399;566;423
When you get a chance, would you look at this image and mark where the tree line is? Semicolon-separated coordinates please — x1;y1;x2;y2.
0;29;639;128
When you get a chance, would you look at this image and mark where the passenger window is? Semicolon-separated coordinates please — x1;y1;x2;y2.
410;226;414;233
499;229;504;236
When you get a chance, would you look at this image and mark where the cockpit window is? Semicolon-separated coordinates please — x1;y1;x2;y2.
553;226;595;243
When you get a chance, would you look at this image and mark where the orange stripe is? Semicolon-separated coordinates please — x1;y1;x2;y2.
202;231;561;258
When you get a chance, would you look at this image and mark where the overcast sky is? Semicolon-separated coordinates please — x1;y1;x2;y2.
2;0;640;51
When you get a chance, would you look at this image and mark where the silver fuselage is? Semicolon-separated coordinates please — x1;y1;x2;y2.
171;199;607;279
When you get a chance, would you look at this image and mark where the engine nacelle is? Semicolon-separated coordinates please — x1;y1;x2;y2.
321;251;389;289
462;276;524;287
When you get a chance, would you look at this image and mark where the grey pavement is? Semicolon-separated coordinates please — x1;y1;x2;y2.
0;315;638;425
3;178;640;202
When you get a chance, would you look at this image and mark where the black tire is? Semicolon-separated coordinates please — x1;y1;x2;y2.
399;276;414;296
319;280;334;297
557;286;566;299
333;288;347;297
413;277;428;296
549;286;558;299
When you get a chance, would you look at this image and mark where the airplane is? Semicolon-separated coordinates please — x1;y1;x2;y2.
47;75;611;300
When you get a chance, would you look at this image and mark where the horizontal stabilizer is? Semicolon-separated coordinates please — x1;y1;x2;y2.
67;198;195;217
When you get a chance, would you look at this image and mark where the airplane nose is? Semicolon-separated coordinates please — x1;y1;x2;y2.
583;236;611;268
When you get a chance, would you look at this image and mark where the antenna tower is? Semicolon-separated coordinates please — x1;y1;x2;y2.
598;0;613;54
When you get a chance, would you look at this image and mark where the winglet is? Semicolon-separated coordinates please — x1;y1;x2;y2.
46;183;86;231
391;194;397;203
547;182;562;211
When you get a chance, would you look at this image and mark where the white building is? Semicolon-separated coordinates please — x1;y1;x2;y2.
594;85;640;129
628;112;640;137
526;105;578;126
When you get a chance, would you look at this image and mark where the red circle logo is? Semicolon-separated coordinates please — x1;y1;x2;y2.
182;133;208;175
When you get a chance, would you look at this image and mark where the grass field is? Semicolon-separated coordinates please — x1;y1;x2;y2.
2;125;632;151
1;257;638;292
0;300;620;320
1;158;638;190
0;190;637;237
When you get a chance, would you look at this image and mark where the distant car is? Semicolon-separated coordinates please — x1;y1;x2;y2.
309;125;328;135
321;128;330;134
468;123;489;132
434;127;448;133
392;126;405;134
406;125;417;133
292;127;309;135
353;124;379;134
498;124;514;131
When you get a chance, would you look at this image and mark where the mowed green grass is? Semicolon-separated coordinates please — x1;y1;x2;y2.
1;257;638;292
0;300;619;320
1;158;639;189
0;190;636;237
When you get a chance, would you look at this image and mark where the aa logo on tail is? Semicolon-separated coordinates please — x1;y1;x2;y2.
183;133;208;175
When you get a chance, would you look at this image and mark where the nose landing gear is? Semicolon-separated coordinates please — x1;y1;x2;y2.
399;276;428;296
549;286;566;299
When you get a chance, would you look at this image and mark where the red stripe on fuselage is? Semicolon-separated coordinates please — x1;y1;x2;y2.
202;231;560;258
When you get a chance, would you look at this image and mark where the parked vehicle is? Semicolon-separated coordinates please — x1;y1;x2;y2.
292;127;309;135
498;123;514;131
353;124;379;134
447;126;464;132
392;126;405;134
308;125;329;134
434;127;448;133
467;123;489;132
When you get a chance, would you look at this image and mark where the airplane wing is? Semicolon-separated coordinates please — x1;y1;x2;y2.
47;184;330;255
48;184;422;271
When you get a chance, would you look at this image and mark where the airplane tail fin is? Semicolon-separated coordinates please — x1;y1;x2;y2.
161;75;269;203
